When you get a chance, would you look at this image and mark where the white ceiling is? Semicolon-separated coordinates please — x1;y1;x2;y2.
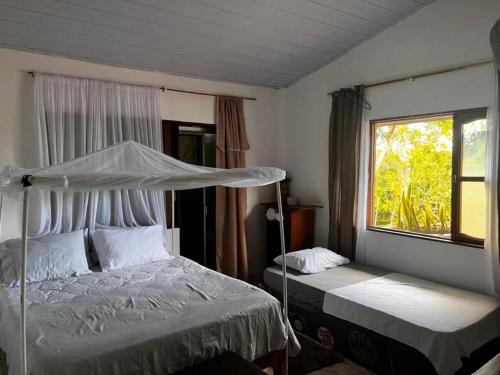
0;0;435;88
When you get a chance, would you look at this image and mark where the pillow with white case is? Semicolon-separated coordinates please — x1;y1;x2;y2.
91;225;172;271
0;230;91;287
273;247;350;274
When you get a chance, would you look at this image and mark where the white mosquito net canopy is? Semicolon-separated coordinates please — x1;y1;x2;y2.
0;140;290;375
0;140;286;194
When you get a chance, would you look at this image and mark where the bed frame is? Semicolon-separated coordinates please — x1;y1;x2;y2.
0;348;285;375
253;349;286;375
0;350;6;375
268;290;500;375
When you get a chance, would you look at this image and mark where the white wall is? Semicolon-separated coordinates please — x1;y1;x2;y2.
1;0;498;292
279;0;500;294
0;47;284;279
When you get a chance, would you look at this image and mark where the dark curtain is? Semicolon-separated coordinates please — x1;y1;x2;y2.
328;86;366;260
215;96;250;280
497;73;500;266
491;20;500;265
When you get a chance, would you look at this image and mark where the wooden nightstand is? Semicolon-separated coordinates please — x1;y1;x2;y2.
261;202;321;266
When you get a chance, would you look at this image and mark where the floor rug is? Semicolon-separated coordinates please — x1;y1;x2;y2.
289;334;343;375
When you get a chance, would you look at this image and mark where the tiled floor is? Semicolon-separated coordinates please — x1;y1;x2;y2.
307;360;376;375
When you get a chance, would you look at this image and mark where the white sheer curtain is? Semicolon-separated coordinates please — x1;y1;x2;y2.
355;92;371;263
486;65;500;296
30;73;165;237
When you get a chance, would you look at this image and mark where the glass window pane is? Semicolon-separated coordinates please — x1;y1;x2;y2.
372;117;452;237
462;119;487;176
203;134;216;167
460;181;486;239
178;135;200;165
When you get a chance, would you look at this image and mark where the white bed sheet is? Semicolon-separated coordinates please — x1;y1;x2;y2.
0;256;298;375
323;273;500;375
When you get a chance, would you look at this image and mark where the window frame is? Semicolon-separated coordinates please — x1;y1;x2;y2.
451;108;487;246
367;108;487;248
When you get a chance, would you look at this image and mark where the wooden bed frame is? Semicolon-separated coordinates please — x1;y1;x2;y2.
0;350;7;375
0;348;286;375
253;349;286;375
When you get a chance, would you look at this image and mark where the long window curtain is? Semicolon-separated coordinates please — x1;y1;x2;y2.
215;96;249;280
328;86;366;260
30;73;165;238
486;66;500;296
354;92;371;263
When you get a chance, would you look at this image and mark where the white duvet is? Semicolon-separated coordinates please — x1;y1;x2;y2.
0;257;298;375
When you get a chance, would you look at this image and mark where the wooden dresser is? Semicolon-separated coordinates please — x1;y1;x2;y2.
261;202;321;266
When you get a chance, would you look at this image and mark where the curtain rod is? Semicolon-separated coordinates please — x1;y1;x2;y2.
26;71;257;101
327;59;494;95
159;87;257;101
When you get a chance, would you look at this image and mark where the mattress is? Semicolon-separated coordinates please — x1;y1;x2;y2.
0;256;299;375
263;263;389;308
323;272;500;375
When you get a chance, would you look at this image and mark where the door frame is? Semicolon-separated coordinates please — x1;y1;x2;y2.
162;120;216;227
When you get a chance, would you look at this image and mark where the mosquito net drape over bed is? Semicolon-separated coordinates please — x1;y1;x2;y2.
0;140;289;375
0;141;285;193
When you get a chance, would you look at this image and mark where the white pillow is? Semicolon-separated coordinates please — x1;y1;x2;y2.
87;223;121;266
0;230;91;287
273;247;350;274
91;225;172;271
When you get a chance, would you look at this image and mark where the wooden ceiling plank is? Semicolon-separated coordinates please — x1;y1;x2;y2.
0;20;303;83
0;0;437;87
2;0;333;68
67;0;347;55
307;0;397;25
0;6;313;78
192;0;366;44
248;0;384;33
362;0;428;15
0;32;289;87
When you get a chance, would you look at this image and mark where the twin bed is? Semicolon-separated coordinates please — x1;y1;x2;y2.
264;263;500;375
0;256;298;374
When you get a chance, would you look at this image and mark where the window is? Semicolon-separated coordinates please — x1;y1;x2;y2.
368;108;487;247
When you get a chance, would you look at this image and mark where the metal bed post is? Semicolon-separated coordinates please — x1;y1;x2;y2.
171;190;175;254
275;181;288;375
20;179;31;375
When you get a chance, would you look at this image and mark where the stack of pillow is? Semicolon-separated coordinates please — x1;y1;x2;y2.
0;225;172;287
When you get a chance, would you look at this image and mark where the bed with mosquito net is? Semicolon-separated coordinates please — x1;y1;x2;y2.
0;140;299;375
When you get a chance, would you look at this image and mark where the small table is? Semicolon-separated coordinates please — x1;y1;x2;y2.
261;202;322;266
173;352;266;375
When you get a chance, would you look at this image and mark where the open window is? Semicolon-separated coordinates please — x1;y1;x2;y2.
368;108;487;247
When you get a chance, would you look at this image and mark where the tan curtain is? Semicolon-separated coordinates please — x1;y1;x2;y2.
215;96;250;280
328;86;366;260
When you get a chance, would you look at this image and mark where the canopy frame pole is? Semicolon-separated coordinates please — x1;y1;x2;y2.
20;181;31;375
171;190;175;254
275;181;288;375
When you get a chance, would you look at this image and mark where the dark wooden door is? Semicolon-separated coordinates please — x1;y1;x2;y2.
162;121;216;269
